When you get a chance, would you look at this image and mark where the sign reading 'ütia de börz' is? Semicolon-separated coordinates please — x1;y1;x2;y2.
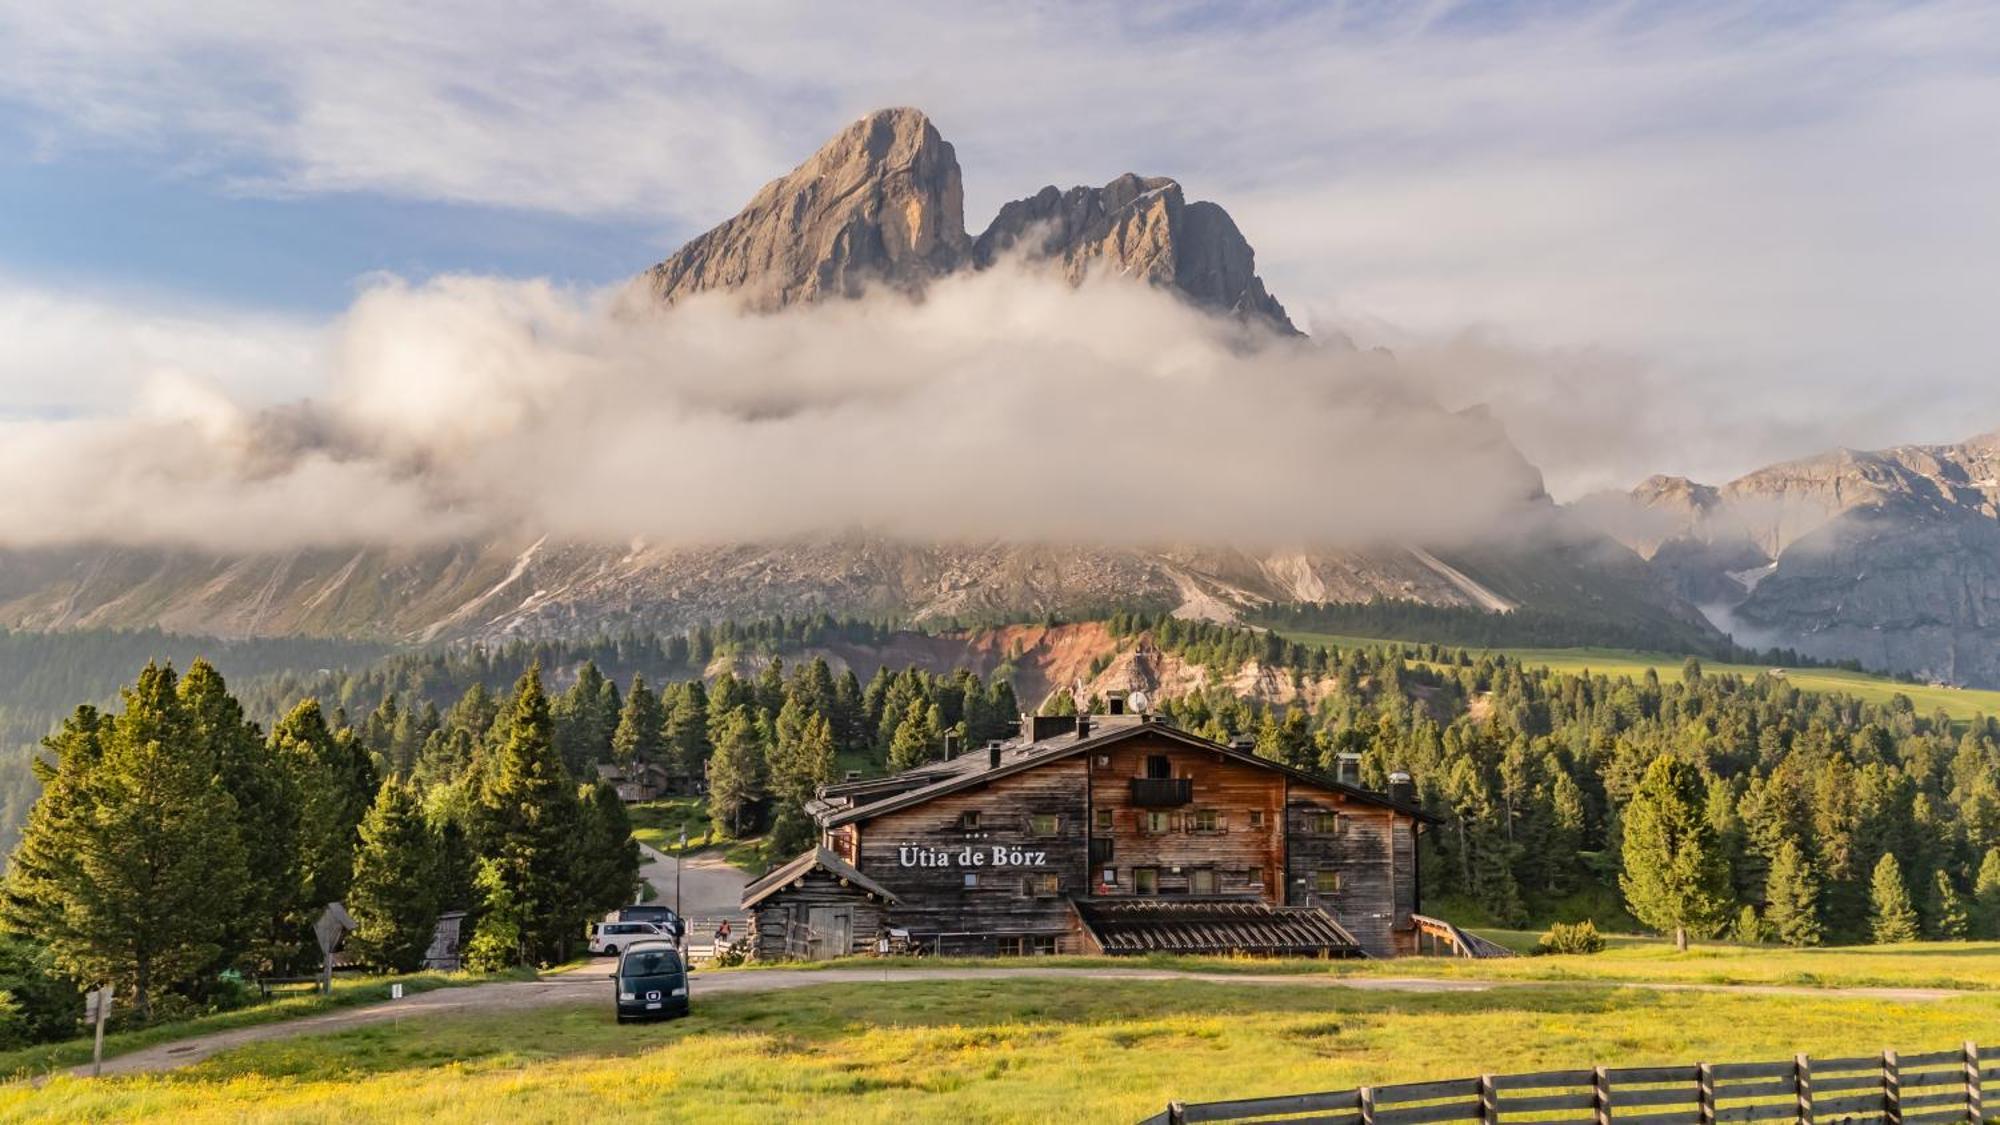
897;844;1049;868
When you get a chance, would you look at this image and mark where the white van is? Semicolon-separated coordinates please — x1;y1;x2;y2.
590;920;673;956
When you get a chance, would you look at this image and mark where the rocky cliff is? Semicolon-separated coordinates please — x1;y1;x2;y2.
1578;430;2000;685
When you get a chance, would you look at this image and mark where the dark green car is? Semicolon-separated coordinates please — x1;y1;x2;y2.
610;940;690;1022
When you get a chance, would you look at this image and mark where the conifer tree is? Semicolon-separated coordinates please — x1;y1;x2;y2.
611;675;666;764
706;708;767;838
1868;852;1921;944
272;699;377;921
664;680;712;780
470;668;586;966
1;665;248;1018
1619;756;1733;950
1762;839;1823;946
347;779;441;972
178;659;295;971
575;783;641;917
886;699;939;772
1974;849;2000;939
1929;867;1969;940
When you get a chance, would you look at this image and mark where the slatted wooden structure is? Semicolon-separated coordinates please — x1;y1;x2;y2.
1075;898;1364;957
1139;1043;1992;1125
1409;914;1515;958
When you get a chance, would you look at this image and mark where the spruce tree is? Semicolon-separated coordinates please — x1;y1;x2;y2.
1975;849;2000;939
272;699;377;924
886;699;939;772
1868;852;1921;944
470;668;586;966
1762;839;1823;947
611;675;666;764
664;680;712;781
1;665;247;1018
706;708;767;838
347;779;442;972
1619;756;1733;950
1929;867;1969;940
576;783;641;917
179;659;296;972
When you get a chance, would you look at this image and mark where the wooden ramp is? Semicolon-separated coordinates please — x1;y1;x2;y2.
1409;913;1514;958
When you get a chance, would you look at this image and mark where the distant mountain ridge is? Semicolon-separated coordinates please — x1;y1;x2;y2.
1577;430;2000;685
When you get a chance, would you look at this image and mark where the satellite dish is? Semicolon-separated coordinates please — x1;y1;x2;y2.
1127;690;1151;714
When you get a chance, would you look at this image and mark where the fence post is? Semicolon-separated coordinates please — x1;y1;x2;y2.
1167;1101;1186;1125
1699;1063;1716;1125
1795;1054;1813;1125
1361;1086;1377;1125
1884;1050;1901;1125
1964;1042;1980;1125
1594;1066;1611;1125
1481;1074;1499;1125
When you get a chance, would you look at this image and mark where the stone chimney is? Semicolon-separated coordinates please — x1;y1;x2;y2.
1387;771;1416;806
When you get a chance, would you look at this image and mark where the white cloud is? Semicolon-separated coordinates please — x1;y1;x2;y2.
2;1;1998;490
0;270;1548;553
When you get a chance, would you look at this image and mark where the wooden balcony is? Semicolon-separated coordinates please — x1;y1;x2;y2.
1128;777;1193;807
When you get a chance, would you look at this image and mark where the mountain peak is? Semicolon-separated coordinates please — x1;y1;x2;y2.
643;107;970;309
974;172;1297;333
640;108;1295;331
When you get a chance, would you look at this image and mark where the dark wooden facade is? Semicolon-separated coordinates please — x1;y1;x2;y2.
745;717;1428;959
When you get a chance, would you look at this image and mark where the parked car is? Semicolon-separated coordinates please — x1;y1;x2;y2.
590;920;673;956
611;904;683;938
610;940;689;1022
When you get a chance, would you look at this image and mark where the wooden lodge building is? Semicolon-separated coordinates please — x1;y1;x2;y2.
740;702;1434;960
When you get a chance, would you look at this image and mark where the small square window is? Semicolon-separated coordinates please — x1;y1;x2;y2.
1145;811;1171;834
1307;810;1340;835
1248;810;1265;828
1100;866;1118;886
1315;869;1341;895
959;810;981;830
1024;873;1060;897
1134;867;1159;894
1029;814;1061;837
1191;809;1222;833
1189;868;1218;895
963;872;980;888
1094;808;1114;832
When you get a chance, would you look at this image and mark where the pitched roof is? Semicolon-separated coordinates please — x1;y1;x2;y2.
740;846;902;910
821;719;1429;828
1074;898;1365;957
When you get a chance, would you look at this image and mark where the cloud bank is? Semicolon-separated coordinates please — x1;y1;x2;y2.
0;269;1551;554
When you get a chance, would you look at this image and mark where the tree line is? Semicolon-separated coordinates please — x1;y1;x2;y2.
0;661;637;1042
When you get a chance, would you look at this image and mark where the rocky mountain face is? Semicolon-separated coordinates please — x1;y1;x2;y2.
642;108;1294;331
973;173;1296;333
643;108;970;309
1577;431;2000;685
0;107;1704;653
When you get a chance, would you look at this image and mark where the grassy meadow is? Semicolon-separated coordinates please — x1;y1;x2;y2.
6;968;1998;1124
1277;632;2000;722
625;797;771;871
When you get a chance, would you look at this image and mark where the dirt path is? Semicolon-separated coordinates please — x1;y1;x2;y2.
77;968;1972;1078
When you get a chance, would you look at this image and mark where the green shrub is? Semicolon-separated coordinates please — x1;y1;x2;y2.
1535;920;1606;955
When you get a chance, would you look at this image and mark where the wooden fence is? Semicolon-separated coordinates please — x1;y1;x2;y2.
1141;1043;1993;1125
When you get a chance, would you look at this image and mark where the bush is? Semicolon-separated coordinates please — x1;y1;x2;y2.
1535;920;1606;955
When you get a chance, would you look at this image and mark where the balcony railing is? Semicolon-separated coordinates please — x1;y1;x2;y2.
1129;777;1193;807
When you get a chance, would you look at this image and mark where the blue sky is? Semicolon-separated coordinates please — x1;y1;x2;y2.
1;0;1996;493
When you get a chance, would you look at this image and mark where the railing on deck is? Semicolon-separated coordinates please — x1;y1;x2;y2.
1141;1043;1992;1125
